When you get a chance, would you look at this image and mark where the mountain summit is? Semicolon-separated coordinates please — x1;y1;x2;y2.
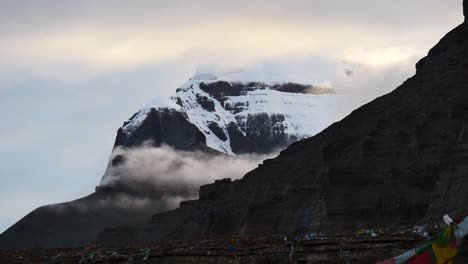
114;73;335;155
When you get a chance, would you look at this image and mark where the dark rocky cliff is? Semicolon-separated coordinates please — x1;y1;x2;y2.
114;108;206;150
98;3;468;245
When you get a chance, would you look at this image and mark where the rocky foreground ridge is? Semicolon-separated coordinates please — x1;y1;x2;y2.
1;222;468;263
1;227;467;264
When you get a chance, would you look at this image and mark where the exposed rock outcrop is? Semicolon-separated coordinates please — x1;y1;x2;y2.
115;108;206;150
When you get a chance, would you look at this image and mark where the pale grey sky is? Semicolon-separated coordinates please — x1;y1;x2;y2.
0;0;464;233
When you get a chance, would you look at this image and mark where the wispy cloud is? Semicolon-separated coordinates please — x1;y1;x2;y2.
0;0;462;73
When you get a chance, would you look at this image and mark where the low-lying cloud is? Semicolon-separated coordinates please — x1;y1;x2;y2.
99;144;276;209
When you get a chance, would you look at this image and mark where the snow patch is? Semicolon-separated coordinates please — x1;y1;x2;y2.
176;80;236;154
225;89;336;138
143;96;182;111
122;96;181;135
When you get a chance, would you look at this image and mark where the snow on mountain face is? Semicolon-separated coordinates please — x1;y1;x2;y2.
173;80;237;154
224;88;335;141
120;74;337;155
122;97;182;135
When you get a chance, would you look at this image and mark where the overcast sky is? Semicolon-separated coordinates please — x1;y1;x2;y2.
0;0;464;233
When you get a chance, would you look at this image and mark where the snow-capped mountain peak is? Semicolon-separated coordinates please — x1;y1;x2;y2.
119;74;337;155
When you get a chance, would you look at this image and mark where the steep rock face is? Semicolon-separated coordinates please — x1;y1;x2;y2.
114;108;206;150
98;7;468;245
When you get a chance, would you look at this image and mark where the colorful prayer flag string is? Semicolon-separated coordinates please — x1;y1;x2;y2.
377;215;468;264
